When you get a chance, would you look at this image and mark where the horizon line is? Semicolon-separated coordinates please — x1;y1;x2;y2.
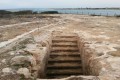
0;7;120;10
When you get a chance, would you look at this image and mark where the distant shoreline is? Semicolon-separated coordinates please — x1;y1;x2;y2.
53;8;120;10
0;8;120;17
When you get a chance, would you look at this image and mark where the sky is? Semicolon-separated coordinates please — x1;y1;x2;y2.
0;0;120;9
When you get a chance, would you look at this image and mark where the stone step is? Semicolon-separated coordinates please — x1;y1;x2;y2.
52;46;78;50
52;37;77;42
48;57;81;62
50;54;80;58
51;50;79;53
47;62;82;69
48;60;82;63
52;42;77;46
52;39;77;42
46;75;70;79
50;52;80;57
47;69;82;75
51;47;79;53
52;44;77;47
53;36;77;38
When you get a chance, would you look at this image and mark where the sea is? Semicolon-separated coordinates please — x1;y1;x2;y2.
6;8;120;16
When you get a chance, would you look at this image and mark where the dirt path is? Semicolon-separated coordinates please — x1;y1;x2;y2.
0;21;39;28
0;17;61;42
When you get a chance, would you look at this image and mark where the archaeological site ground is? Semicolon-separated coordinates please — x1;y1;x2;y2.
0;14;120;80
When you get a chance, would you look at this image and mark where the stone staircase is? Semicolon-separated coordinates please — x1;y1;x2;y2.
46;33;83;79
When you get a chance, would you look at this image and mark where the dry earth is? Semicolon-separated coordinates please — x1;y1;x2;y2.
0;14;120;80
0;15;61;42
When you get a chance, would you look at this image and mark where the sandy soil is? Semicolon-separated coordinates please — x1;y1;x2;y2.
0;14;120;80
0;16;61;42
57;14;120;57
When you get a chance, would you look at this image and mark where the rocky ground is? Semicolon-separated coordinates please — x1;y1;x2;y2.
0;15;61;42
0;14;120;80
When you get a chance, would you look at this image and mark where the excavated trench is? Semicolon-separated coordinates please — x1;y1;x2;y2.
46;34;82;79
39;32;102;79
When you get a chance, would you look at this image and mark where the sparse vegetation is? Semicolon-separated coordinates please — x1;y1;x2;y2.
0;10;37;16
41;11;59;14
0;10;12;14
115;15;120;18
14;10;35;15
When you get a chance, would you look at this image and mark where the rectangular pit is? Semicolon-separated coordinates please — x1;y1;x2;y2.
37;32;109;80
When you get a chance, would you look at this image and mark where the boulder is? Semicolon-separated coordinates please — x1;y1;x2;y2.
17;68;31;78
24;49;41;63
11;55;36;67
2;67;12;73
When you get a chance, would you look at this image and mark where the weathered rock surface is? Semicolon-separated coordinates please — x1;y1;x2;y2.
2;67;12;73
17;68;31;78
0;14;120;80
11;55;36;67
24;48;42;63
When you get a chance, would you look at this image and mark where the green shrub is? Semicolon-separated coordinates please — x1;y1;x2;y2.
41;11;59;14
0;10;12;14
14;10;33;15
115;15;120;17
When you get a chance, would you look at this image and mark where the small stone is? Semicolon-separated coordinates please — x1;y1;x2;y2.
2;68;12;73
11;55;36;67
27;56;37;67
97;52;104;56
16;50;25;55
11;56;28;66
24;49;41;62
1;59;6;63
10;52;15;55
17;68;31;78
26;44;38;49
